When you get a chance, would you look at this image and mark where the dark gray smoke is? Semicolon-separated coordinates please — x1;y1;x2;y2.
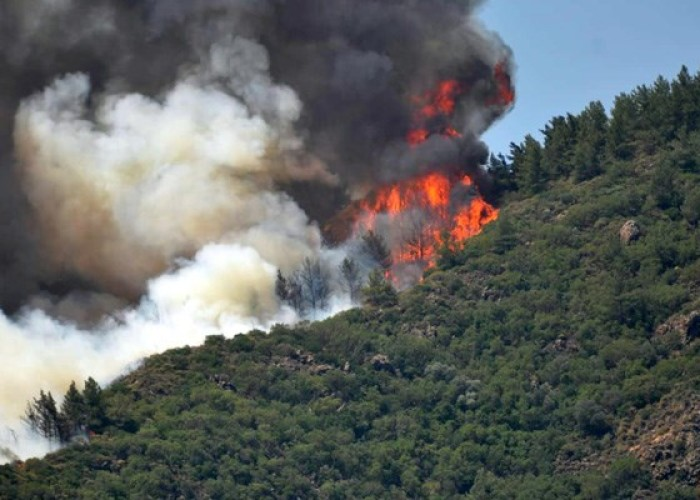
0;0;513;308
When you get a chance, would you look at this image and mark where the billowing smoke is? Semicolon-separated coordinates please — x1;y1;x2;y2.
0;0;512;461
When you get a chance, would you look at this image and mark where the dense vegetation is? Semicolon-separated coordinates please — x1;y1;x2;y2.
1;67;699;499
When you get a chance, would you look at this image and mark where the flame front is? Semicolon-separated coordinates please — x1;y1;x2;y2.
348;64;510;277
355;171;498;267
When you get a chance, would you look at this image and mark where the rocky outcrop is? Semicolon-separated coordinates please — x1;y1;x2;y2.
273;350;334;375
543;335;581;354
369;354;394;373
620;220;641;244
655;311;700;344
621;393;700;484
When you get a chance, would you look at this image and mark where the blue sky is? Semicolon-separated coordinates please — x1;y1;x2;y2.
477;0;700;155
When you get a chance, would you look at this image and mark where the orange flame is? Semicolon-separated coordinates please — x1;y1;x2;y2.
407;78;465;145
355;171;498;267
488;62;515;108
349;66;509;276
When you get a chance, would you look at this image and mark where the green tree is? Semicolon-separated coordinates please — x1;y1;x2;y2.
541;114;577;177
83;377;107;433
681;186;700;226
59;381;86;441
520;134;545;194
362;269;397;307
573;101;608;181
607;92;639;160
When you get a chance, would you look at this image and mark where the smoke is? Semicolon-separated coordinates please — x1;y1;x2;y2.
0;0;512;461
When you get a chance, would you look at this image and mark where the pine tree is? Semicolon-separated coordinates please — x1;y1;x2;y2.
362;269;397;308
520;134;545;193
607;92;639;160
60;381;86;441
362;230;392;270
541;114;577;178
83;378;107;433
573;101;608;181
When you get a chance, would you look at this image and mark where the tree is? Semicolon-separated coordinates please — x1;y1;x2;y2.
573;101;608;181
671;65;700;136
607;93;639;160
298;257;330;315
340;258;362;302
287;276;306;316
486;153;515;199
651;158;683;212
402;210;432;262
275;270;289;303
681;186;700;226
24;390;61;441
541;114;577;177
60;381;86;441
520;134;545;193
362;230;392;270
83;377;107;433
362;269;397;307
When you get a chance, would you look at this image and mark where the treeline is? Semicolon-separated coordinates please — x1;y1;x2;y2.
275;230;397;317
2;67;699;499
491;65;700;202
23;378;106;444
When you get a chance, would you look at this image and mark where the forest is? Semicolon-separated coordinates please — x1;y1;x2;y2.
1;66;699;499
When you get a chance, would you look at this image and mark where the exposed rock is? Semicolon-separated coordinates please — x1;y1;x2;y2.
620;393;700;484
308;364;333;375
407;323;437;339
209;374;236;391
369;354;394;372
273;349;336;375
543;335;581;354
620;220;641;244
655;311;700;344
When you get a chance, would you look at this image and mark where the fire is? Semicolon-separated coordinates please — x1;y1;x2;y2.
341;64;510;278
488;62;515;108
407;79;465;146
354;171;498;267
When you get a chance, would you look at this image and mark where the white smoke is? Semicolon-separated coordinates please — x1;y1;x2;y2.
1;37;352;462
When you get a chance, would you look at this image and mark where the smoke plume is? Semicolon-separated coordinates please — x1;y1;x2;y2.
0;0;512;461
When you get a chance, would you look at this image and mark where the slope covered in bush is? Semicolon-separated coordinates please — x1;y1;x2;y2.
1;69;700;499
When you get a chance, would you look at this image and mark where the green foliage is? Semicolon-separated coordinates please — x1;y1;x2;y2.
3;67;700;500
362;269;398;308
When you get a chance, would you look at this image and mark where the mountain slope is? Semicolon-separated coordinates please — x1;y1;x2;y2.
2;72;700;499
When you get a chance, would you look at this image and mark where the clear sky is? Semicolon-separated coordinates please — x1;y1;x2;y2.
477;0;700;156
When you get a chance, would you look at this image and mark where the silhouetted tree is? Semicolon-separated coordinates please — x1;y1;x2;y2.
275;270;289;302
362;230;392;270
340;258;362;302
299;257;330;315
59;381;86;441
24;390;61;441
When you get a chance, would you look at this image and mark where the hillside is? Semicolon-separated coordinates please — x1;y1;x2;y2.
1;69;700;499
